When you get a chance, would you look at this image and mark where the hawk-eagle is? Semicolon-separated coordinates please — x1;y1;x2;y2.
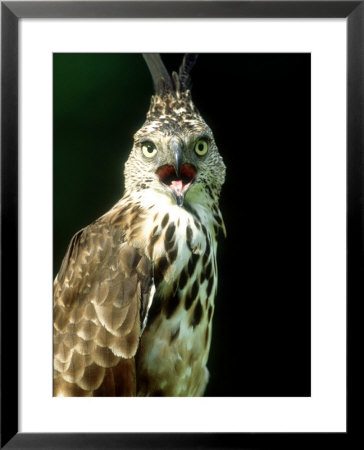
53;54;226;396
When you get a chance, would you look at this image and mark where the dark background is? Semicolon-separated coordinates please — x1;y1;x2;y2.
54;53;311;397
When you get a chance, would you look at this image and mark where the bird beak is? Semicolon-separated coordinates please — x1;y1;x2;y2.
172;141;182;178
156;139;197;206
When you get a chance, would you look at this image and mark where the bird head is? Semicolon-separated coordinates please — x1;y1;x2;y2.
124;54;225;209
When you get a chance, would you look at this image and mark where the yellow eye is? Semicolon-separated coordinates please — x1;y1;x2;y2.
194;139;208;156
142;142;157;158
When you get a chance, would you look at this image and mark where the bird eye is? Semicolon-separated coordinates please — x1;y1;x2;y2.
141;142;157;158
194;139;208;156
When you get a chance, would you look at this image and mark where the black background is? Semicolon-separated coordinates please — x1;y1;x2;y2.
54;53;311;397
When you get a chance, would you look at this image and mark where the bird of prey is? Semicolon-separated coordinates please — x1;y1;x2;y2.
53;54;226;397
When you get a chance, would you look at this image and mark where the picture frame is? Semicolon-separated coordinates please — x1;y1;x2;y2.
1;1;360;448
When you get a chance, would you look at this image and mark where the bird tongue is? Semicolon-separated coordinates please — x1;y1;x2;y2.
170;179;184;197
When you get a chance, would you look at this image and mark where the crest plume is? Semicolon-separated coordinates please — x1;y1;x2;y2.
143;53;198;95
143;53;200;122
178;53;198;91
143;54;173;95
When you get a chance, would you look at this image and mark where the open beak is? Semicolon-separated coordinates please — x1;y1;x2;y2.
156;163;197;206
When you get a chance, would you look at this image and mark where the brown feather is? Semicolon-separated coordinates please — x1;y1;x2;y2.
112;359;136;396
78;363;105;391
53;213;154;396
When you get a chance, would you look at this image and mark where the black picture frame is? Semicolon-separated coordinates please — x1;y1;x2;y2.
1;1;360;448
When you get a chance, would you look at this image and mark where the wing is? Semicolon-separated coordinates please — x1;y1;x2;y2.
53;218;154;396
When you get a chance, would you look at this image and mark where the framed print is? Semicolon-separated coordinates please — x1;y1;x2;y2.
52;52;311;400
1;1;360;448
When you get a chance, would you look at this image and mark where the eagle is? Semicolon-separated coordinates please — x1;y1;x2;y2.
53;54;226;396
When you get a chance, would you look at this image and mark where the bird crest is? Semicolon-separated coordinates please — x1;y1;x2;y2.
143;54;200;124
